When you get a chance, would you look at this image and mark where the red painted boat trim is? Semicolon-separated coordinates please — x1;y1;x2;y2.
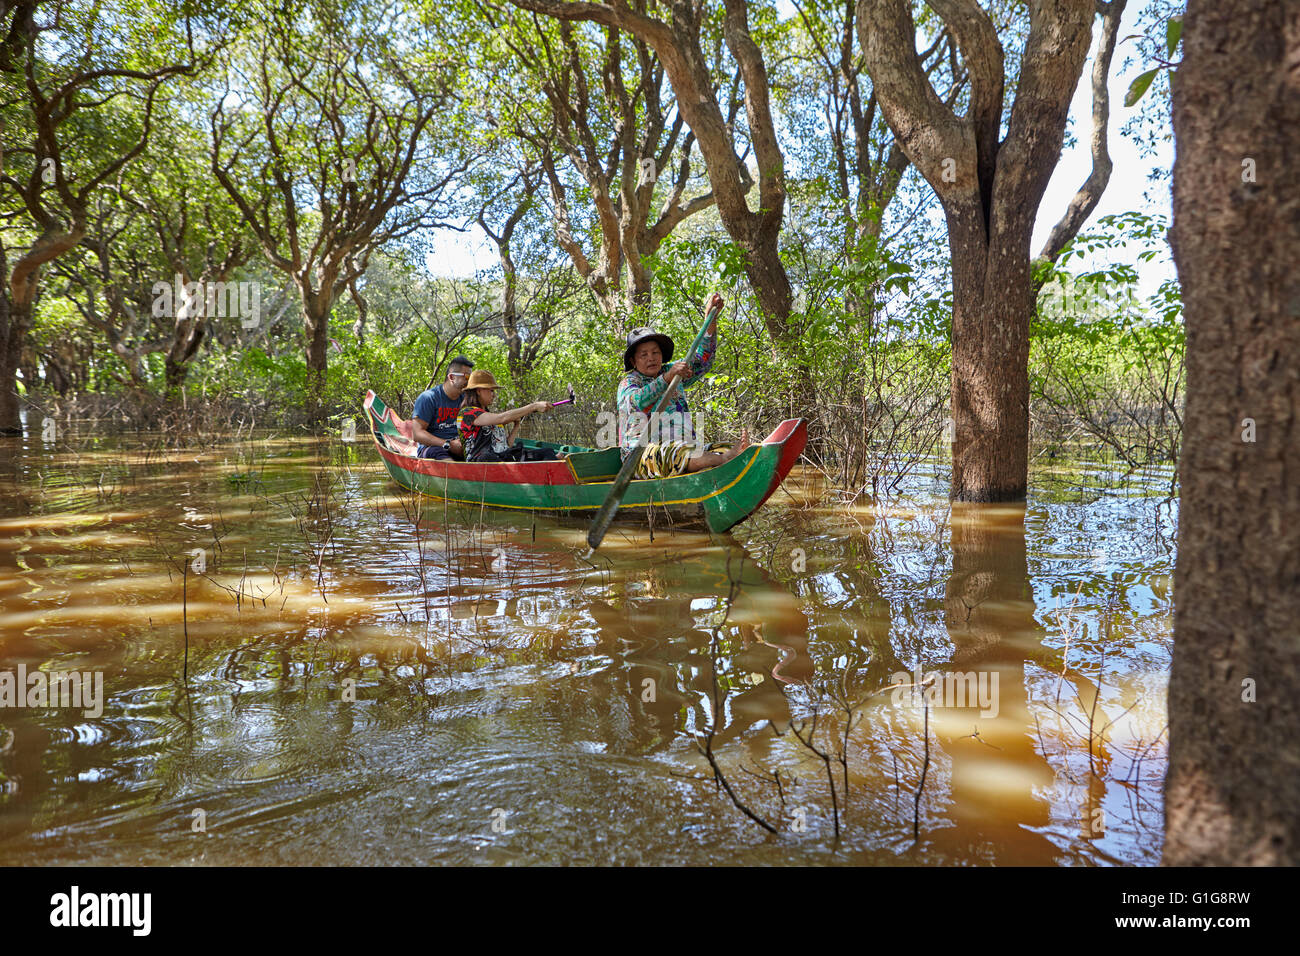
375;443;580;485
754;419;808;510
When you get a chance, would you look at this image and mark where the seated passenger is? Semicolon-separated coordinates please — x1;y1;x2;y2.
456;370;560;462
411;355;473;459
617;292;750;478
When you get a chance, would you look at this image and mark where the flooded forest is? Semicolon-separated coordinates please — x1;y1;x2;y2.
0;0;1295;874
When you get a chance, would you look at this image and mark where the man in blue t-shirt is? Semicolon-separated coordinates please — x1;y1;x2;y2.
411;355;474;459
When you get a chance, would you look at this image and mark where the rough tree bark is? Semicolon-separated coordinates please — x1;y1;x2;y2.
859;0;1118;501
0;229;83;432
1164;0;1300;866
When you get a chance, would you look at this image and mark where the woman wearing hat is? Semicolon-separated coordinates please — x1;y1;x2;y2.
456;369;559;462
617;292;750;478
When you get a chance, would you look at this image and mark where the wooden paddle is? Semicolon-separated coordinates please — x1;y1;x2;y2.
587;302;721;550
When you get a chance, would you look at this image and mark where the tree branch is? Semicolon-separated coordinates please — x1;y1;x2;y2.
1034;0;1126;274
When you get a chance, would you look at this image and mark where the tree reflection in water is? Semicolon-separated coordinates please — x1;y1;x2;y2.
929;503;1060;864
581;549;812;757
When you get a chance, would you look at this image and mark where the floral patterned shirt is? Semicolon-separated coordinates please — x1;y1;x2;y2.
457;406;510;460
616;323;716;455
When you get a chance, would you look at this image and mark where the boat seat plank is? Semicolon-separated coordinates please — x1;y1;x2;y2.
564;447;623;483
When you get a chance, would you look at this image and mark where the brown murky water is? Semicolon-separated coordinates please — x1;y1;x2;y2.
0;429;1174;864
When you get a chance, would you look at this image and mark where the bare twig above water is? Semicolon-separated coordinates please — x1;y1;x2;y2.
788;707;841;841
691;552;779;835
913;693;930;843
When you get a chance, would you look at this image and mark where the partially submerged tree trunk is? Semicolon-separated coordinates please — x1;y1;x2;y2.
0;245;25;435
859;0;1121;501
300;285;336;423
2;229;86;432
0;296;25;435
1164;0;1300;866
948;235;1035;501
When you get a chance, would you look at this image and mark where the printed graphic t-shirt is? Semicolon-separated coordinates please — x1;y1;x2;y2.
413;385;461;454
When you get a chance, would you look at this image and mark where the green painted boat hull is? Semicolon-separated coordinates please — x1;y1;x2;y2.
362;391;806;534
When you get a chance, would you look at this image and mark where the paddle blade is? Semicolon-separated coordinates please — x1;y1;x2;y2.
587;446;646;549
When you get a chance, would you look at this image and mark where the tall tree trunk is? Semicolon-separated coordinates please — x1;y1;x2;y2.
860;0;1098;501
499;241;524;380
950;228;1033;501
2;231;85;433
163;341;199;396
348;273;367;346
302;291;333;425
623;230;653;315
163;284;206;399
0;296;26;435
740;231;793;340
18;341;39;396
1164;0;1300;866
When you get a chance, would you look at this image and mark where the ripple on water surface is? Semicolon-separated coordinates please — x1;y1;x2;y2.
0;436;1173;865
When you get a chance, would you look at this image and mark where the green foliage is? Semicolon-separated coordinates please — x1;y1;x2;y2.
1032;213;1184;467
1125;10;1183;107
1166;15;1184;57
1124;69;1160;108
10;0;1181;492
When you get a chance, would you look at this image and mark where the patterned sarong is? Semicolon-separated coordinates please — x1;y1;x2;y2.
633;440;694;479
632;441;730;479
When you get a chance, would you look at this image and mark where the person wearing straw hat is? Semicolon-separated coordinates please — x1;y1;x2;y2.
456;369;561;463
617;292;750;478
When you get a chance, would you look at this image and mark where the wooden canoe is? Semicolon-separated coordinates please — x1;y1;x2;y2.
361;390;806;534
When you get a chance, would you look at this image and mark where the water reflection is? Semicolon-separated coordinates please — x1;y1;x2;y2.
565;553;814;756
0;432;1171;864
931;503;1058;864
